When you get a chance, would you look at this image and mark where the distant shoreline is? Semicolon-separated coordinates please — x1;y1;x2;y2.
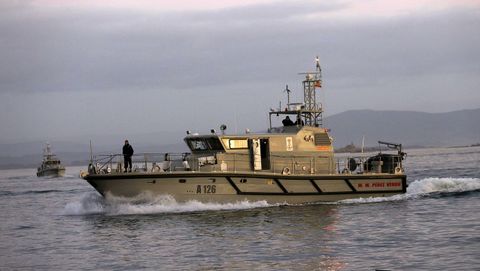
0;161;89;170
1;145;479;170
334;144;480;153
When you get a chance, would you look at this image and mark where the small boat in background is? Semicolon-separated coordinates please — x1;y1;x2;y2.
37;143;65;177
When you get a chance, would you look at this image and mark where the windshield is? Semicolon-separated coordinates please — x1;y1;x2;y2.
186;137;224;152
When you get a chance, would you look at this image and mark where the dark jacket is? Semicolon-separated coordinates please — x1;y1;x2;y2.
123;144;134;157
282;117;294;126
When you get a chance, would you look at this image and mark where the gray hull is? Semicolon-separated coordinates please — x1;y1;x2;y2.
37;168;65;177
84;172;407;204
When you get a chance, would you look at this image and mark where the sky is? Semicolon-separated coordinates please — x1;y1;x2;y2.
1;0;479;145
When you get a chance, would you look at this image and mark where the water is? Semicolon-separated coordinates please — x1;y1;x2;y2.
1;147;479;270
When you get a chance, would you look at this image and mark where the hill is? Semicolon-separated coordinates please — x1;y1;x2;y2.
324;108;480;148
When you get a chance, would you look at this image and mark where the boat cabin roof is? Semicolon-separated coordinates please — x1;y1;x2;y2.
184;126;331;154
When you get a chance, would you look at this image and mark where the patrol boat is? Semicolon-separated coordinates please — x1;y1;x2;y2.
37;143;66;177
81;58;407;204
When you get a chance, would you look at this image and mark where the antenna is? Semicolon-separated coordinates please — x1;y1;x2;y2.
284;84;291;108
315;56;322;87
45;142;51;155
361;135;365;153
89;140;93;164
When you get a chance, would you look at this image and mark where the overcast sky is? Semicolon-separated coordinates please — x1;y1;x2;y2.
1;0;479;144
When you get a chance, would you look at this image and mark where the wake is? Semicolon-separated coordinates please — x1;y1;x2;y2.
337;177;480;204
63;192;273;216
63;177;480;215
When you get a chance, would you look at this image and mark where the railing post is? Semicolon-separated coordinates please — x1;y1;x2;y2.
272;156;275;174
292;157;295;175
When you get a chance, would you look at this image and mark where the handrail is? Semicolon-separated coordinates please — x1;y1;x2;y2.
335;154;404;175
89;151;404;175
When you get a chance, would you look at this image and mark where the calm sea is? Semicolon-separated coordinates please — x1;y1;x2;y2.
0;147;479;270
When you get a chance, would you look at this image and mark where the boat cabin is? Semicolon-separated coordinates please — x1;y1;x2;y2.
182;58;333;175
183;125;335;175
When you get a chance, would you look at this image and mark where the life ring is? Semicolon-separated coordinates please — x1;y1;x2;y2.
394;166;402;174
282;167;291;175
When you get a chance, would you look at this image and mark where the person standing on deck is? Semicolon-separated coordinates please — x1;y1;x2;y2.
122;140;134;172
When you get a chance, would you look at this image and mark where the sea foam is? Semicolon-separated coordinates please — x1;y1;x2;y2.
63;192;272;216
337;177;480;204
407;177;480;195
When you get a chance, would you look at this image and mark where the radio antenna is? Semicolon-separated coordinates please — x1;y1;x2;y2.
284;84;291;107
89;140;93;164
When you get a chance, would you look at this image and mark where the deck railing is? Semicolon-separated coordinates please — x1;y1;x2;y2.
89;151;404;175
335;154;404;175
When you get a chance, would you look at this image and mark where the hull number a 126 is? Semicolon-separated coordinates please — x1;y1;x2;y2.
196;185;216;194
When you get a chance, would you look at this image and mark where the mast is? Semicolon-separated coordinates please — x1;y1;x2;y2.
284;85;291;107
44;142;52;160
268;56;325;130
300;56;323;127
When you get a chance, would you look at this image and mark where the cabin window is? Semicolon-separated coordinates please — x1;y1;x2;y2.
186;137;224;152
229;139;248;149
208;138;224;150
189;139;208;150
